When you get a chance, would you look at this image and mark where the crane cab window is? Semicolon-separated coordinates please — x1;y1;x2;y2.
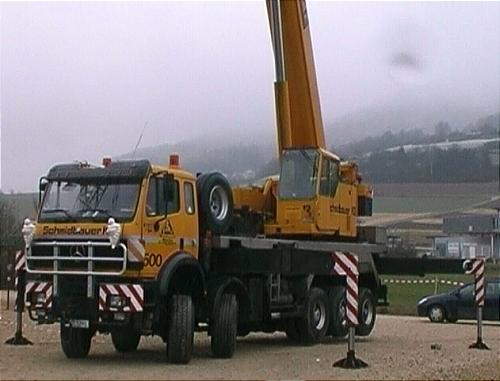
146;176;179;216
279;149;319;200
184;182;195;215
319;157;340;197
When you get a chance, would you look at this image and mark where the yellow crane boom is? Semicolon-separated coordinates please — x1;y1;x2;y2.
267;0;325;156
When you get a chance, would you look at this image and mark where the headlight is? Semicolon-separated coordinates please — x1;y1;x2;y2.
105;218;121;249
33;291;46;305
22;218;36;248
108;295;128;309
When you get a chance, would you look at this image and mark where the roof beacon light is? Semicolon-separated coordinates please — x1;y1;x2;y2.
169;154;180;168
102;157;112;167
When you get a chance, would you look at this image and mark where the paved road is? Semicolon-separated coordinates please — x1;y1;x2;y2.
1;305;499;381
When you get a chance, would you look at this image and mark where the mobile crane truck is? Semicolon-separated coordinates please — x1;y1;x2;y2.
21;0;462;363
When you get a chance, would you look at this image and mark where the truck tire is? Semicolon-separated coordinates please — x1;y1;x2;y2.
296;287;330;344
356;288;376;336
111;327;141;353
60;324;92;359
167;294;194;364
197;172;233;234
329;287;348;338
211;294;238;358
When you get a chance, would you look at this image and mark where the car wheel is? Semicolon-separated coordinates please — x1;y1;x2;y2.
428;304;445;323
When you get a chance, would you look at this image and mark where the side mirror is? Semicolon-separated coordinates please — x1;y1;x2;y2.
165;174;175;202
153;173;175;232
38;177;49;207
39;177;48;192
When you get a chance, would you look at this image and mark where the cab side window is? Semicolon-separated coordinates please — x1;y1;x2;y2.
319;157;340;196
146;176;179;216
184;182;195;215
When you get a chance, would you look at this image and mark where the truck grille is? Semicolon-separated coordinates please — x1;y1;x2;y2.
26;240;127;276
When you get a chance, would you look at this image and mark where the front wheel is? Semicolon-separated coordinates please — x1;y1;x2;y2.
167;294;194;364
428;304;445;323
296;287;330;344
211;294;238;358
60;324;92;359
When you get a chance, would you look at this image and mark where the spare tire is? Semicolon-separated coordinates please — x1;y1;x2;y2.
196;172;233;234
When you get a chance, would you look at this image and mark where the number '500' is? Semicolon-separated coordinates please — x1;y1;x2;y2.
144;253;163;267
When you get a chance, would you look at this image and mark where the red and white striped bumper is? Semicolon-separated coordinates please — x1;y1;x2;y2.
25;281;53;309
99;283;144;312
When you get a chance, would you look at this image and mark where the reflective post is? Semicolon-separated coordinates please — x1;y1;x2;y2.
469;306;489;350
5;269;33;345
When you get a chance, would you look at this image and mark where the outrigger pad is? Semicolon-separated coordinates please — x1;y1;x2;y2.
333;350;368;369
469;339;490;350
5;332;33;346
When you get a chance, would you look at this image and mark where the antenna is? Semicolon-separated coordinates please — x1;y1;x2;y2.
132;121;148;159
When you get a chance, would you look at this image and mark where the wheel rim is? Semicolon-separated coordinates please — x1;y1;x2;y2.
209;185;229;221
430;306;443;322
361;298;374;326
312;300;327;331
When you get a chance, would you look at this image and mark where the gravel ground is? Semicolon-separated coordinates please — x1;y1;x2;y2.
0;293;499;380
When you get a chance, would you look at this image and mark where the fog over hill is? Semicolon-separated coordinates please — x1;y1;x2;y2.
119;110;499;185
326;93;495;145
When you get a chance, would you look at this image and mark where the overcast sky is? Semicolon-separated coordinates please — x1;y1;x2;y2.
1;1;499;192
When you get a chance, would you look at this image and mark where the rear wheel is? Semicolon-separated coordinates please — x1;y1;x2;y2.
211;294;238;358
111;327;141;353
356;288;376;336
60;324;92;359
428;304;445;323
296;288;330;344
329;287;348;338
166;294;194;364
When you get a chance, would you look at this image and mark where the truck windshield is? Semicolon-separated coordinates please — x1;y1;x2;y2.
279;149;319;199
39;181;140;222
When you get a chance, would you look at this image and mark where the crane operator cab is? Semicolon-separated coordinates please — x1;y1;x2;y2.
264;147;373;239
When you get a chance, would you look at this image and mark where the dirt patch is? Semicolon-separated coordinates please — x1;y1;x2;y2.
1;294;499;380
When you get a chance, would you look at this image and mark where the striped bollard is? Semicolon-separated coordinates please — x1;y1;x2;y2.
14;249;26;289
463;258;489;350
5;250;33;345
332;252;368;369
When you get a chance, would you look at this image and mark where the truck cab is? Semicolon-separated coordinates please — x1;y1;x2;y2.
24;156;231;363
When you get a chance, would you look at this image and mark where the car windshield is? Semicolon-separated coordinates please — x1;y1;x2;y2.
458;284;474;296
39;180;141;222
279;149;319;199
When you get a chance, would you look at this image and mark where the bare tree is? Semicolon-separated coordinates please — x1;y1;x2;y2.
0;194;23;256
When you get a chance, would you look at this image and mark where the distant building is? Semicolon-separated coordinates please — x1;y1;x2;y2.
432;212;500;260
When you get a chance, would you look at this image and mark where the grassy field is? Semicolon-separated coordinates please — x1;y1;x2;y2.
379;263;500;316
372;182;499;213
374;196;488;213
